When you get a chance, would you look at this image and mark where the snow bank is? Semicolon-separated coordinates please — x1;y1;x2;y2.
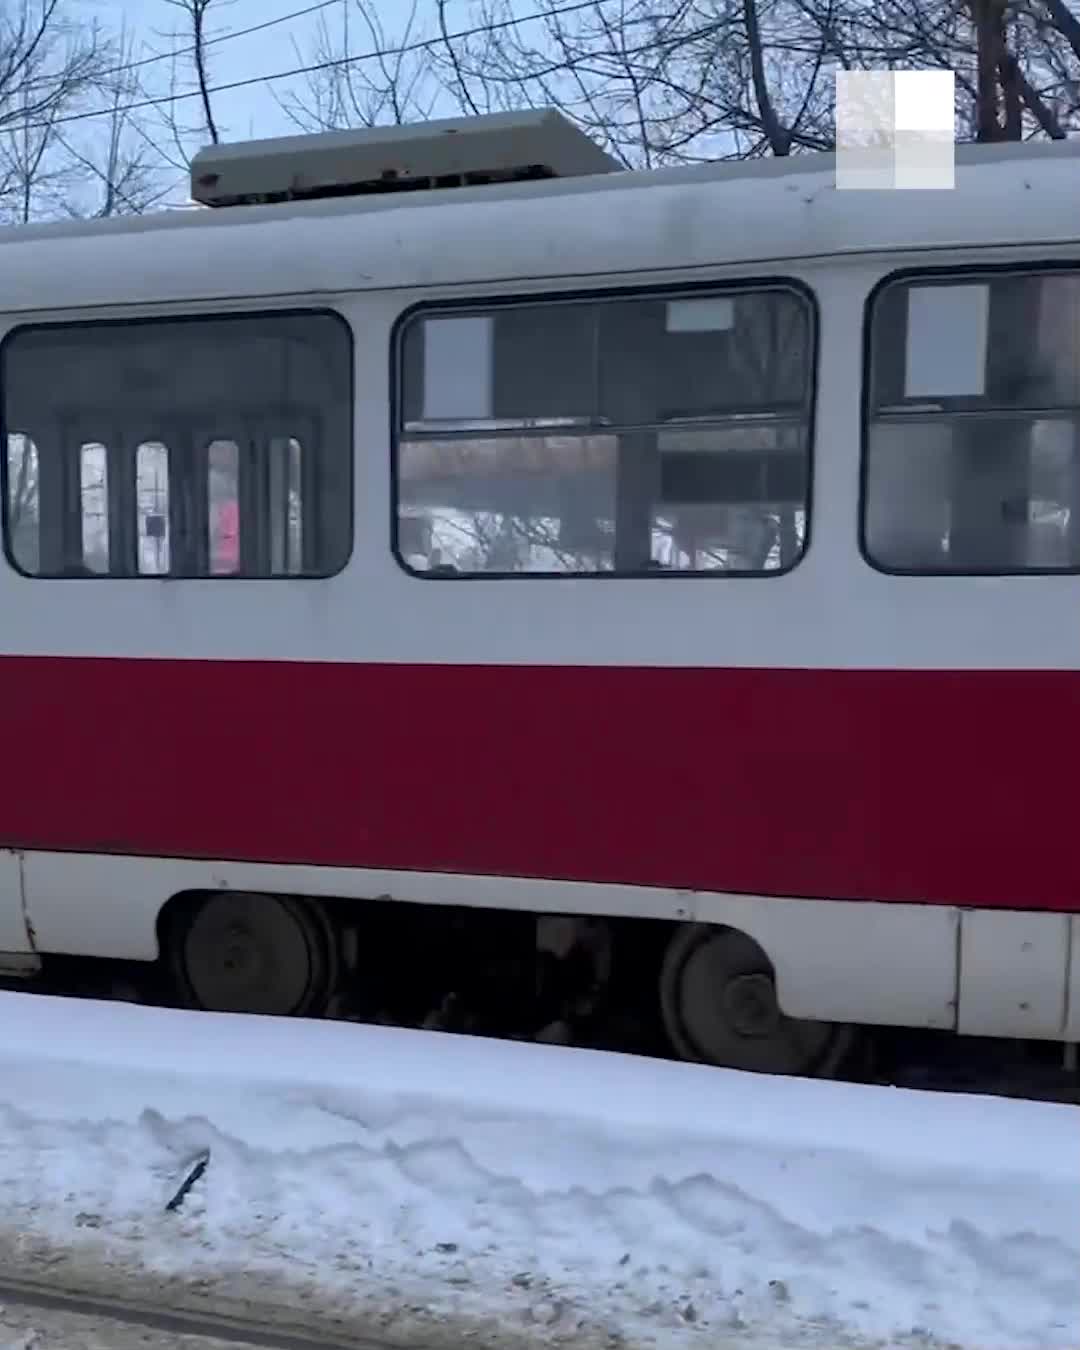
0;991;1075;1350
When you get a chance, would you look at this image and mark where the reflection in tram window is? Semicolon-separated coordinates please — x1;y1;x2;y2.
80;442;109;574
395;286;813;577
269;435;304;575
1;311;351;579
137;441;170;576
865;270;1080;574
5;434;38;573
208;439;240;575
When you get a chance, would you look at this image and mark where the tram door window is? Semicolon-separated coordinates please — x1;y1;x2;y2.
80;442;109;574
395;284;813;576
1;311;351;579
267;435;305;575
205;434;304;577
865;269;1080;573
6;434;38;574
137;441;171;576
207;439;239;575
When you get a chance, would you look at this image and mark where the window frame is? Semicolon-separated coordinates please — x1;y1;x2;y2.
0;305;355;581
389;276;819;581
860;261;1080;579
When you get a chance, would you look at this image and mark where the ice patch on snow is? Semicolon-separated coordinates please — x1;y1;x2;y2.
0;992;1074;1350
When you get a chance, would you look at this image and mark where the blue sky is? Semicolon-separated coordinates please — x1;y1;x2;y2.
83;0;385;142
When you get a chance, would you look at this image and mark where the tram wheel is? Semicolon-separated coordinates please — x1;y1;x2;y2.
659;923;851;1077
168;891;338;1017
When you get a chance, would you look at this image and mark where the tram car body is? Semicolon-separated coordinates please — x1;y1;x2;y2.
0;109;1078;1074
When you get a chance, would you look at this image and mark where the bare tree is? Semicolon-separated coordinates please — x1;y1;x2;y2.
0;0;119;222
236;0;1080;172
279;0;439;131
167;0;221;144
54;26;170;218
426;0;1080;159
142;0;227;179
832;0;1068;142
427;0;755;165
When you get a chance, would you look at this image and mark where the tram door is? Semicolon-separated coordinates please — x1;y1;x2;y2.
0;851;37;960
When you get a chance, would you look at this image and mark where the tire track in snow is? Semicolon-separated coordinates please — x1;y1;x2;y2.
0;1274;393;1350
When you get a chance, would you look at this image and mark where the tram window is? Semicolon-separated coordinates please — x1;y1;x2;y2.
865;270;1080;574
394;285;813;576
6;434;38;573
269;435;304;575
207;439;239;576
0;310;352;578
137;441;170;576
80;442;109;574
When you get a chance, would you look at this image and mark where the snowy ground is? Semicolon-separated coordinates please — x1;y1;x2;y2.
0;992;1075;1350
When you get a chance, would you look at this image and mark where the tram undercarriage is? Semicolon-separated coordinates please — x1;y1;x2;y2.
14;887;1076;1104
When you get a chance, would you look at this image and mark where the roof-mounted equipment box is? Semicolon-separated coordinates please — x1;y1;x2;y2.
190;108;619;207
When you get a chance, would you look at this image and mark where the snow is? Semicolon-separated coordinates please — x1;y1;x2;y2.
0;1300;238;1350
0;991;1075;1350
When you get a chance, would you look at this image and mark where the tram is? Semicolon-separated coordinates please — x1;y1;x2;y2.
0;108;1078;1075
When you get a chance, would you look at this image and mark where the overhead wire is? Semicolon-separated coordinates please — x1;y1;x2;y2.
17;0;345;95
10;0;617;133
